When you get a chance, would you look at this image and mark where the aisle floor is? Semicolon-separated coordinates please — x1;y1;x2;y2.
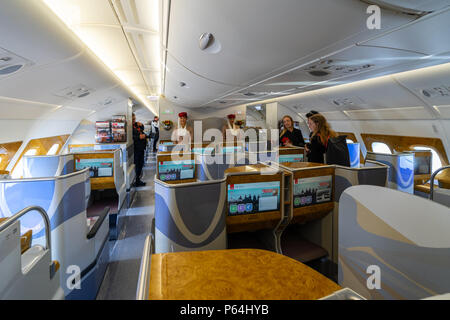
96;152;156;300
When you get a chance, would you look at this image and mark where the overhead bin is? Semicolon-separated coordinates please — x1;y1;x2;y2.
358;8;450;56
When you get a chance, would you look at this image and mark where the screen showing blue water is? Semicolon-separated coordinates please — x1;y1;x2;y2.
227;181;280;215
159;160;195;181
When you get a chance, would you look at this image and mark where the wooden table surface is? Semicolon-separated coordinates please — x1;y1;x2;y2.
148;249;341;300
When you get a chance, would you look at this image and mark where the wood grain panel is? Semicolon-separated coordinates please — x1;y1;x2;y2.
361;133;448;165
0;141;23;171
148;249;341;300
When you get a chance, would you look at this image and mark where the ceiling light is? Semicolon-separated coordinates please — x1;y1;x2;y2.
198;32;221;54
42;0;161;115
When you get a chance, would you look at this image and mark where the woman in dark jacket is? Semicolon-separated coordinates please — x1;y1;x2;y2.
279;115;305;147
306;114;337;163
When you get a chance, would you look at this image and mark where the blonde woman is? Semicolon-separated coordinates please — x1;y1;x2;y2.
279;115;305;147
305;114;337;163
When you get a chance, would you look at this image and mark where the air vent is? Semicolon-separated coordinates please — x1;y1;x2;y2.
0;47;34;77
54;84;94;100
0;64;23;75
309;70;330;77
302;59;375;78
219;101;227;104
421;86;450;98
243;92;256;97
331;97;365;107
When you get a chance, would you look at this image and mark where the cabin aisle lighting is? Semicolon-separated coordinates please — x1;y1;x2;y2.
42;0;161;115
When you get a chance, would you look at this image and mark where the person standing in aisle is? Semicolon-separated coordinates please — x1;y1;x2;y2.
132;113;147;187
279;115;305;147
151;116;160;153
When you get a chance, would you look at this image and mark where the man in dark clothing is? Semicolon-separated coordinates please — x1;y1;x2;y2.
151;116;160;152
133;113;147;187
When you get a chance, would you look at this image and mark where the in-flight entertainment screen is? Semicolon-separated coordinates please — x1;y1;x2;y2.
293;175;332;208
222;146;243;154
158;160;195;181
227;181;280;215
192;147;215;154
75;158;114;177
414;155;431;175
278;154;304;163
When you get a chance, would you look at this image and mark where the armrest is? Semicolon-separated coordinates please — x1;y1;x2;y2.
87;207;110;240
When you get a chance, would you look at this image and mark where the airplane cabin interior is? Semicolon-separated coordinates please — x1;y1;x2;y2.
0;0;450;302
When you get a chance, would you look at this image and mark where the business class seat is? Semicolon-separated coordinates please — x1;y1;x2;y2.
0;216;64;300
339;185;450;299
0;217;32;254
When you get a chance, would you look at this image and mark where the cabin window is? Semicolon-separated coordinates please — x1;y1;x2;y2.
372;142;392;154
47;144;60;155
11;149;37;179
0;141;23;171
413;146;442;175
10;135;70;178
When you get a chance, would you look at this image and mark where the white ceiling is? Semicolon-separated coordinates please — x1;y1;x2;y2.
162;0;450;109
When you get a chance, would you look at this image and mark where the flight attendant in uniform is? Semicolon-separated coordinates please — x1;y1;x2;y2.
172;112;194;145
279;115;305;147
133;113;147;186
222;114;243;142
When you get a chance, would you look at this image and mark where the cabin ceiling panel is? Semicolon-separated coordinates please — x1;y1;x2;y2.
363;0;449;13
212;44;426;108
343;106;433;120
0;52;119;107
0;0;84;67
44;106;93;121
164;55;235;107
167;0;413;85
165;0;415;106
359;8;450;55
0;97;60;120
312;76;428;110
392;62;450;110
42;0;161;114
